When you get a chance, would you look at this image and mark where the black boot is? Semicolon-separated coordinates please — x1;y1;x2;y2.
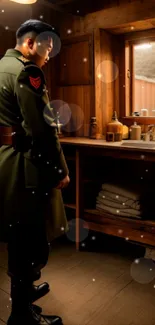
10;281;50;314
8;279;62;325
7;307;63;325
31;282;50;303
10;277;43;314
29;282;50;314
31;304;42;315
32;271;41;282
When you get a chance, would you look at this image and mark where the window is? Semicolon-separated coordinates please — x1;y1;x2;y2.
125;37;155;117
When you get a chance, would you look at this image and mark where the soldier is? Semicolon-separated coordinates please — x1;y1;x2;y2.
0;20;70;325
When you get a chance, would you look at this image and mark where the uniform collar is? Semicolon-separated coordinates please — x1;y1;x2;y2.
5;49;23;58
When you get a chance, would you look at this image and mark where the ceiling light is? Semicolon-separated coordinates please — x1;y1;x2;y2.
9;0;37;4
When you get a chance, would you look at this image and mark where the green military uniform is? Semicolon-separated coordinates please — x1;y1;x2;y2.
0;49;69;280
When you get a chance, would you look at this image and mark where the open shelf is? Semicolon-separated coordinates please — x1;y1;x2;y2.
84;209;155;227
64;203;76;209
61;141;155;250
83;209;155;247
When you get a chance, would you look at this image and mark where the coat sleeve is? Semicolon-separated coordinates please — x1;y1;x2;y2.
14;63;69;181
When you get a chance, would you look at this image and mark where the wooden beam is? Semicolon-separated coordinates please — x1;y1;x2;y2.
39;0;71;14
60;0;155;39
125;28;155;41
84;0;155;32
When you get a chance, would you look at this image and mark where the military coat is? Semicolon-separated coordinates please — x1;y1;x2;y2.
0;49;69;242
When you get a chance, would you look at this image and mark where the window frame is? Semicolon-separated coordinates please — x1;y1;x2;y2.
122;29;155;125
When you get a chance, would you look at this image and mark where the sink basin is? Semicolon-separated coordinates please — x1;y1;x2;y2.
121;141;155;149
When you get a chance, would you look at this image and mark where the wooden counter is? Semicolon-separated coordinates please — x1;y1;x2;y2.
60;137;155;151
60;137;155;250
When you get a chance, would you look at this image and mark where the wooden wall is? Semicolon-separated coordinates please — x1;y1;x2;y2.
59;0;155;39
58;0;155;135
1;0;155;136
52;27;125;137
0;2;63;53
93;29;125;135
50;34;95;137
0;1;63;100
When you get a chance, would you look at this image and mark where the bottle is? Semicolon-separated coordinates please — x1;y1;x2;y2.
130;122;141;140
89;117;98;139
141;108;148;117
107;111;123;134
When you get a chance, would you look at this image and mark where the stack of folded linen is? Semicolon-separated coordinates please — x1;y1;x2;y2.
96;182;143;219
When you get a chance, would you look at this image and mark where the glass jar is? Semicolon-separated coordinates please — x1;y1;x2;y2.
89;117;98;139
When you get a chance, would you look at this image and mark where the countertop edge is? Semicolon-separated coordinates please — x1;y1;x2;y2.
59;137;155;154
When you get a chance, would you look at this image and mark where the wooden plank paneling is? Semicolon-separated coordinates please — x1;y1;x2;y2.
56;85;94;136
84;0;155;32
57;34;94;86
60;0;155;38
124;42;130;117
0;288;10;323
113;37;120;117
51;33;95;137
125;28;155;42
100;29;114;134
107;19;155;35
94;28;103;136
94;30;125;135
58;41;91;85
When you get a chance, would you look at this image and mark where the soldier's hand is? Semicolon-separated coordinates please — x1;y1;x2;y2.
56;175;70;189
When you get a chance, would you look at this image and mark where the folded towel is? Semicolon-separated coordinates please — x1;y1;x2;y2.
96;199;142;216
101;183;142;201
96;197;142;212
97;192;141;210
96;203;142;219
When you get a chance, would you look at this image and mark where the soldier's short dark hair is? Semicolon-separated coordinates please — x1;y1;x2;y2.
16;19;55;44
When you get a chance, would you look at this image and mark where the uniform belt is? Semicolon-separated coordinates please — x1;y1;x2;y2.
0;126;32;151
0;126;24;145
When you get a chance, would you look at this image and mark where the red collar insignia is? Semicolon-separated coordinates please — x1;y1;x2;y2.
29;76;41;89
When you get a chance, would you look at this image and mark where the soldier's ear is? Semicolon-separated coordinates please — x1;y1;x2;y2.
27;38;34;49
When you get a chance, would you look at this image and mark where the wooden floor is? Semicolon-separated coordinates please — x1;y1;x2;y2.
0;232;155;325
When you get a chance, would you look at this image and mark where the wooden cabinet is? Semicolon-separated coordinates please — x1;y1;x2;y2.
57;34;94;86
60;138;155;251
